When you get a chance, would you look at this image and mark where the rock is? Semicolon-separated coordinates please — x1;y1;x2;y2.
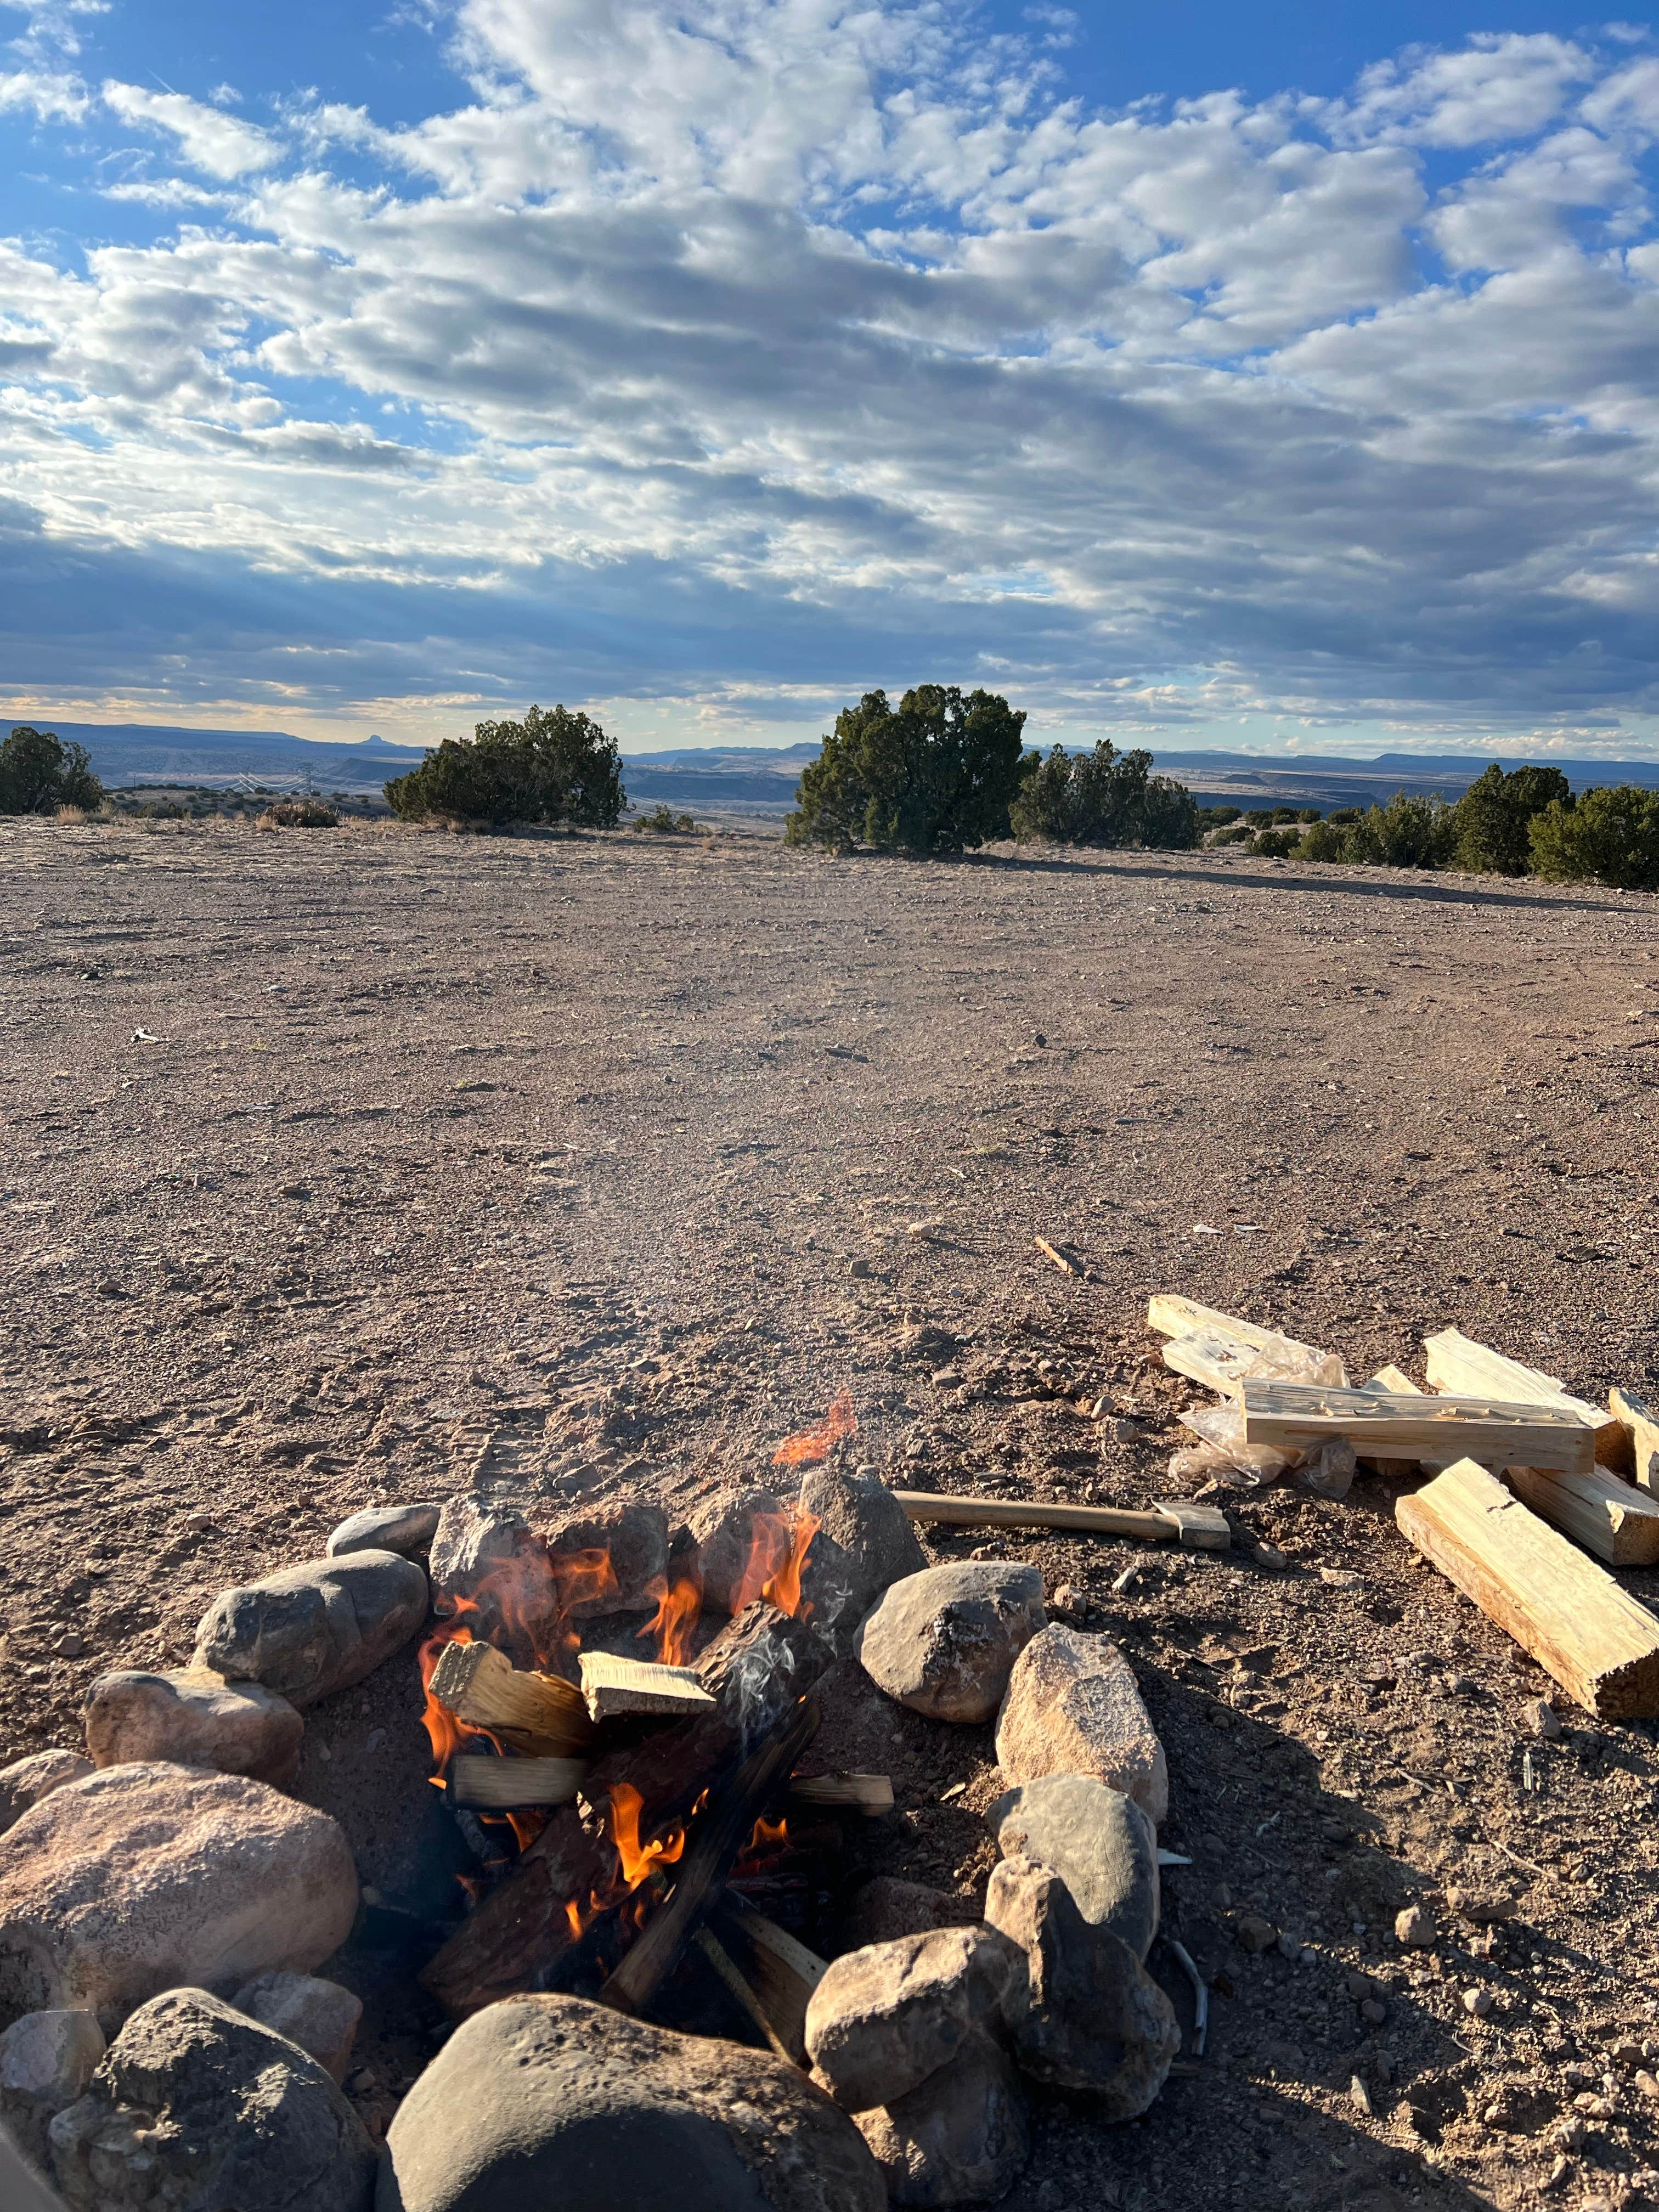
0;1763;358;2034
231;1972;362;2083
855;1563;1046;1724
994;1626;1168;1823
0;1752;92;1838
192;1550;428;1710
0;2010;104;2166
841;1880;978;1952
49;1987;375;2212
1395;1904;1438;1948
795;1463;928;1649
1462;1985;1495;2018
326;1504;441;1559
985;1775;1159;1960
1234;1915;1278;1955
1445;1887;1517;1926
985;1856;1178;2118
855;2033;1029;2207
427;1497;555;1665
1528;1697;1564;1740
804;1926;1024;2113
688;1487;794;1615
542;1501;668;1616
379;1991;885;2212
83;1669;304;1785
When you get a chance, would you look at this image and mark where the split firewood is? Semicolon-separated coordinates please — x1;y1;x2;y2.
578;1651;716;1721
786;1773;894;1816
427;1639;596;1757
1359;1367;1427;1475
1364;1365;1419;1395
1611;1386;1659;1491
893;1487;1229;1550
601;1694;820;2017
692;1926;794;2062
448;1754;589;1808
1423;1328;1623;1465
1397;1458;1659;1719
709;1893;828;2063
422;1602;832;2019
1502;1467;1659;1568
1240;1379;1598;1477
1146;1296;1347;1387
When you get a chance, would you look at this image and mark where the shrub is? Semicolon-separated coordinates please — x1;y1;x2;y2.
385;704;625;827
787;686;1028;854
1529;786;1659;890
1451;763;1570;876
631;804;698;835
1296;808;1322;823
1009;741;1197;850
258;798;340;828
0;726;103;815
1294;818;1348;862
1250;826;1300;857
1198;804;1242;829
1341;790;1456;869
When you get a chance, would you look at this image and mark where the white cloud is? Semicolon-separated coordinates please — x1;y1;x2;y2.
101;79;281;177
0;12;1657;741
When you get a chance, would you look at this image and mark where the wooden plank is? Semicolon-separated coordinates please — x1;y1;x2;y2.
1365;1365;1420;1395
1147;1296;1314;1355
1504;1465;1659;1568
1395;1458;1659;1718
578;1651;715;1720
1610;1386;1659;1490
891;1488;1230;1549
1161;1328;1261;1396
1423;1329;1622;1465
710;1894;827;2064
1240;1380;1597;1476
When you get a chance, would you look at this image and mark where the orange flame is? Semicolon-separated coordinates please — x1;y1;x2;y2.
549;1546;620;1623
419;1623;490;1781
637;1573;702;1667
611;1783;689;1889
762;1509;821;1618
730;1511;797;1615
772;1388;856;1469
743;1812;790;1859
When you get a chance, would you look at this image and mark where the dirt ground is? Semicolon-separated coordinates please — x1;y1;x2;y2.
5;814;1659;2212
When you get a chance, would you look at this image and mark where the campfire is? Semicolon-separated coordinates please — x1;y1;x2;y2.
413;1397;870;2052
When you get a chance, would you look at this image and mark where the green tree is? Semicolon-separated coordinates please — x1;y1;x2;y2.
1451;763;1570;875
1009;741;1197;850
385;704;625;826
786;686;1028;854
1341;790;1457;869
1294;817;1347;862
1529;786;1659;890
0;726;103;815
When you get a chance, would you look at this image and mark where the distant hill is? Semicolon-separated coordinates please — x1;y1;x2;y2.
10;718;1659;814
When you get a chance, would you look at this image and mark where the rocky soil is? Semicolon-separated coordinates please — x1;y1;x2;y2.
5;814;1659;2210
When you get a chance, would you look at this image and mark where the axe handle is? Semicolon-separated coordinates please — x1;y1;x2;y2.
891;1491;1176;1543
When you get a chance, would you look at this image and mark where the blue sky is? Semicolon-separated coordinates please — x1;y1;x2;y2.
3;1;1659;757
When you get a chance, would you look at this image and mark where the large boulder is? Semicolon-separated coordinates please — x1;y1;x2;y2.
0;1752;92;1838
49;1987;376;2212
984;1857;1177;2118
542;1502;668;1616
379;1993;885;2212
687;1488;794;1615
854;2034;1029;2208
0;2008;104;2167
192;1551;428;1710
986;1775;1159;1959
84;1669;304;1786
230;1972;361;2084
994;1625;1168;1822
804;1926;1023;2113
795;1463;928;1649
0;1764;358;2035
855;1563;1046;1723
427;1499;554;1667
326;1505;441;1560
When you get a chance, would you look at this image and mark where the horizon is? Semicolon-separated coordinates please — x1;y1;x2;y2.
4;3;1659;758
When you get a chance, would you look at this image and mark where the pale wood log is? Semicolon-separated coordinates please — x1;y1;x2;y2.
892;1488;1230;1550
1610;1387;1659;1490
1395;1458;1659;1718
1161;1328;1262;1396
709;1893;827;2063
692;1927;794;2061
428;1639;596;1757
1241;1380;1597;1476
579;1651;715;1720
786;1772;894;1816
1147;1297;1343;1375
1359;1367;1434;1474
1504;1465;1659;1568
1423;1329;1622;1465
1365;1365;1420;1395
448;1754;588;1807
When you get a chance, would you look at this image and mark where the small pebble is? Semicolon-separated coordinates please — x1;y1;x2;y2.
1462;1986;1494;2018
54;1634;86;1659
1636;2070;1659;2101
1528;1697;1564;1740
848;1259;872;1280
1395;1904;1437;1948
1360;1997;1387;2026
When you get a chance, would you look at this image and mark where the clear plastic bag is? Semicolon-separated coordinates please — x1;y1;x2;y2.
1295;1437;1357;1501
1174;1402;1295;1489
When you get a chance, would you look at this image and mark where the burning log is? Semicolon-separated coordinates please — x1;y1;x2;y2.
601;1695;820;2017
421;1601;832;2019
785;1773;894;1818
578;1652;715;1720
449;1755;589;1809
427;1639;596;1758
